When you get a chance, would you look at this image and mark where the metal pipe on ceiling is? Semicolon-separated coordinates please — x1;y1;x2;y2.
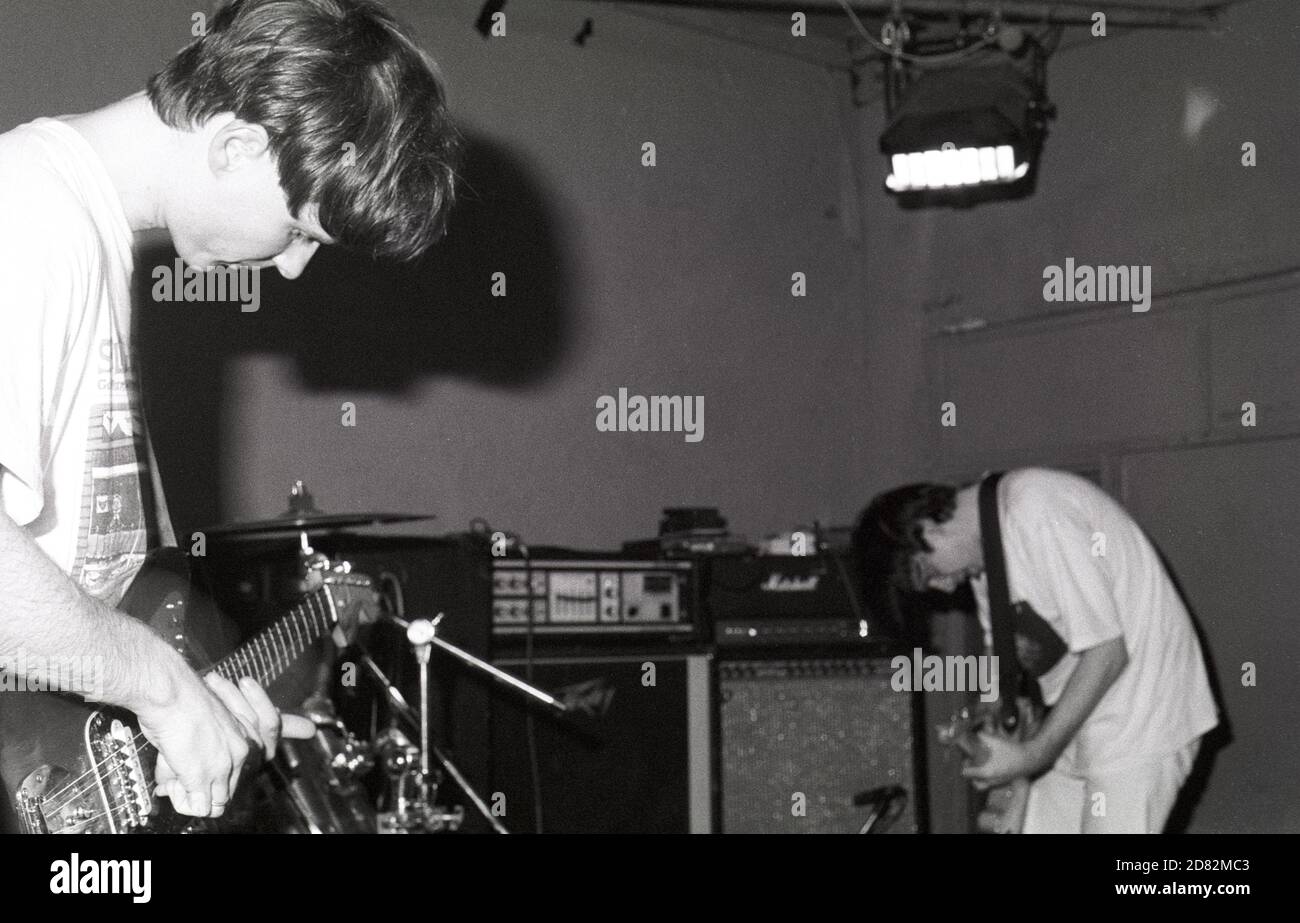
576;0;1220;30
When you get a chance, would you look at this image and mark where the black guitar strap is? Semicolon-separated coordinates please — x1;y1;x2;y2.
977;472;1025;732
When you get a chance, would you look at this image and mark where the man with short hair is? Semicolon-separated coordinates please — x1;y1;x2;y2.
0;0;460;825
853;467;1219;833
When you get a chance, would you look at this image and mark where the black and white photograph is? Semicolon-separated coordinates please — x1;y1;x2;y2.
0;0;1295;894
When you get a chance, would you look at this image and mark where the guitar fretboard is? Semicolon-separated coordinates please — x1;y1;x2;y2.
204;588;337;687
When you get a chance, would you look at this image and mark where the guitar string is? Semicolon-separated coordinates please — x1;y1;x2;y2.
36;592;335;821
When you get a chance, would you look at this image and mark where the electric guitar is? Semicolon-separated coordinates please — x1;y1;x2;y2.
937;696;1042;834
0;547;376;834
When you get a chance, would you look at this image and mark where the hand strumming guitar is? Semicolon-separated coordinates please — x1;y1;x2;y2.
134;651;315;818
960;733;1048;790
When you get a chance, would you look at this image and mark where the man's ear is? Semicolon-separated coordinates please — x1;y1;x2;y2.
208;118;271;175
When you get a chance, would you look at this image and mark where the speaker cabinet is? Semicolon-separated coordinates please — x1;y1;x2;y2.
719;657;920;834
488;653;712;834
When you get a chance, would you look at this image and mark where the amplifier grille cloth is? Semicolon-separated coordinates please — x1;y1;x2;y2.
719;658;917;834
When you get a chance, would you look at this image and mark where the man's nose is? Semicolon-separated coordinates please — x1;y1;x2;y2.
273;239;321;280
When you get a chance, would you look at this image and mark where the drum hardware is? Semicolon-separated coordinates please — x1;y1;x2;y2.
357;637;495;833
201;480;565;833
274;484;506;833
300;695;375;791
372;616;465;834
251;533;381;834
355;614;569;834
265;716;380;835
373;725;463;834
358;650;502;832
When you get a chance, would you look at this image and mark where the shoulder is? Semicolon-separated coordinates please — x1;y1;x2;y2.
1002;468;1109;530
0;124;101;270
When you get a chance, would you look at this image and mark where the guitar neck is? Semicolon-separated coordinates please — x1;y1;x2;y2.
203;588;337;688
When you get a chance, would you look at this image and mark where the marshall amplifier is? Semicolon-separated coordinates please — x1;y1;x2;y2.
707;551;889;649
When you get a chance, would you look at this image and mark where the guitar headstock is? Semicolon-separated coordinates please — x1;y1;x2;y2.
936;703;1006;764
936;704;992;747
320;561;381;647
937;697;1037;765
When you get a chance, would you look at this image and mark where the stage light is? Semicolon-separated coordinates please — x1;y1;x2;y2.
879;51;1053;207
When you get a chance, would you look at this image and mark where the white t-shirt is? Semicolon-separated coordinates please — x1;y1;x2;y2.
0;117;174;607
970;467;1218;775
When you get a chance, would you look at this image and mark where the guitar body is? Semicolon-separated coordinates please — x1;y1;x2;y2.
978;779;1030;834
0;547;375;834
0;549;205;833
937;696;1041;835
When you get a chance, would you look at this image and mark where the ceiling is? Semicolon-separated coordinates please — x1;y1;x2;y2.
463;0;1255;76
556;0;1240;68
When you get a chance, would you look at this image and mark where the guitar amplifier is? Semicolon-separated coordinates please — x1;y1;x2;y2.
718;656;921;834
491;557;699;639
707;552;889;649
488;652;713;833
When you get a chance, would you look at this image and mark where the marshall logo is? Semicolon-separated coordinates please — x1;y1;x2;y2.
760;573;819;592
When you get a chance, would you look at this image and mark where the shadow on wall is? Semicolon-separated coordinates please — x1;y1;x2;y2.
136;131;571;530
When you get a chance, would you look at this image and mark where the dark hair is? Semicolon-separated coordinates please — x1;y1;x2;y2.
851;483;956;596
147;0;462;261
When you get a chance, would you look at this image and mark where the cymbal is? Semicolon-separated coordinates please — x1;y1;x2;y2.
201;511;435;539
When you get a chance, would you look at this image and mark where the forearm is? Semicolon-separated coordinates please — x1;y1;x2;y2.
0;509;188;712
1026;635;1129;771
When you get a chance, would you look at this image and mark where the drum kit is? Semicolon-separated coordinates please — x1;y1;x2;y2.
201;481;564;835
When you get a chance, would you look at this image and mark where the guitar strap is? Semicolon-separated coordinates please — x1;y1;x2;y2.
977;472;1029;732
